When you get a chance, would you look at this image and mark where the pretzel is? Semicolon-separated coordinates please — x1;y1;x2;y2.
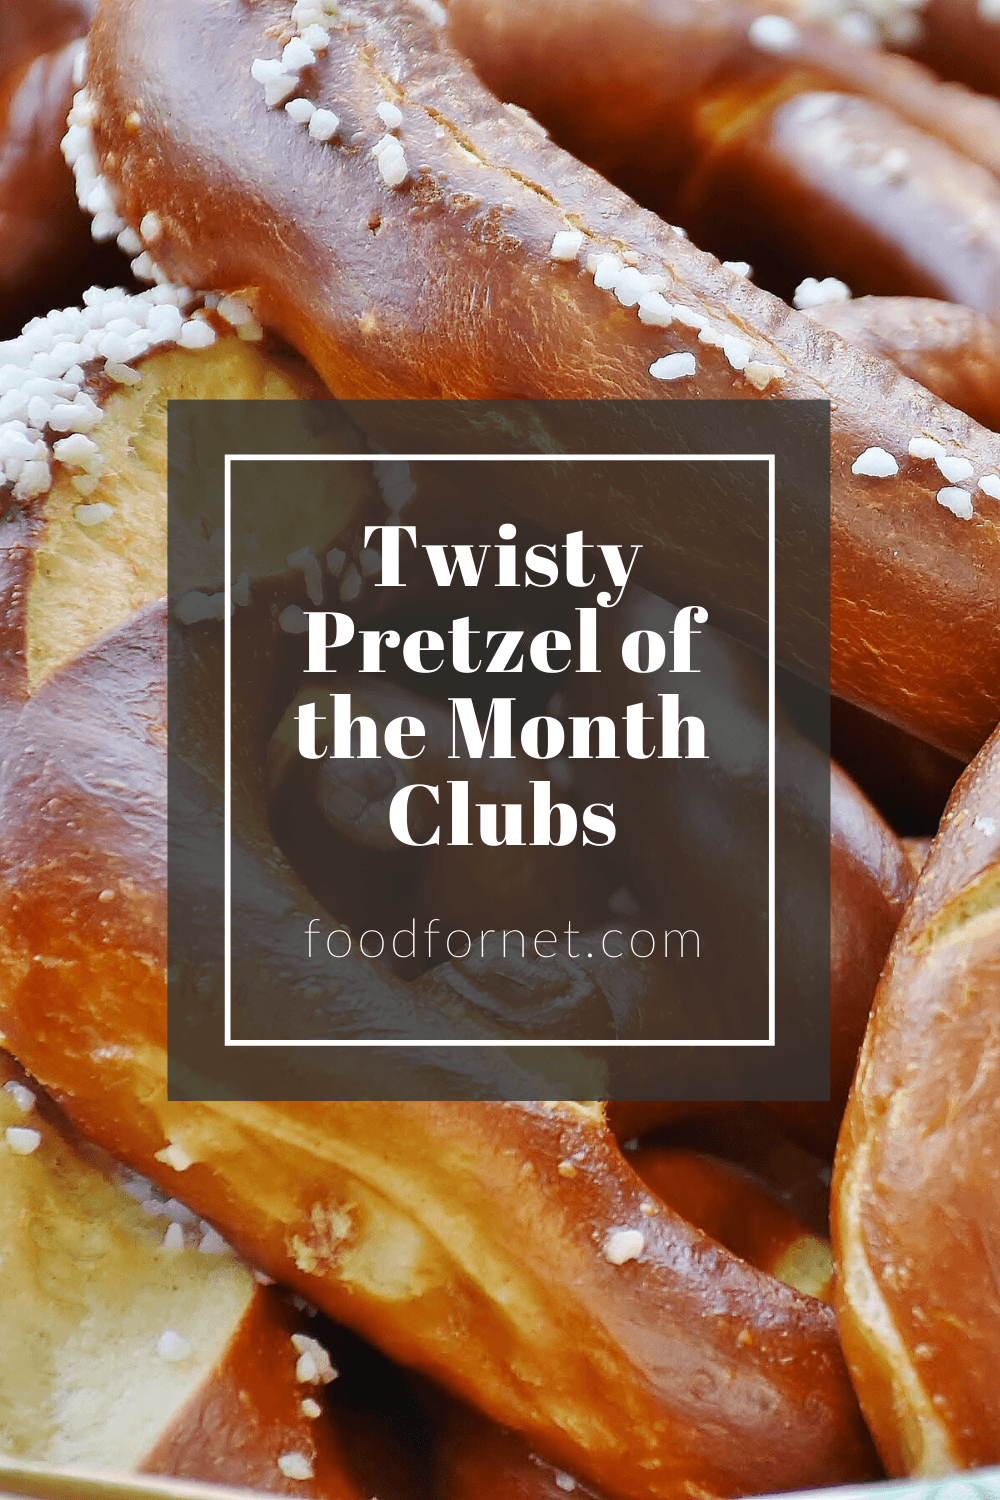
0;1053;365;1499
449;0;1000;312
903;0;1000;100
1;0;998;1485
629;1144;835;1299
805;297;1000;433
562;589;916;1156
69;0;1000;761
431;1136;837;1500
0;0;129;338
832;720;1000;1475
0;295;887;1495
767;759;917;1157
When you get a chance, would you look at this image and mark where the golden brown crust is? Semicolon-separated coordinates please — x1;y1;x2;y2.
140;1296;364;1500
904;0;1000;101
832;723;1000;1473
630;1145;835;1299
0;1;130;336
807;297;1000;432
84;0;1000;759
450;0;1000;312
0;320;881;1492
432;1399;604;1500
0;1053;362;1499
767;760;916;1157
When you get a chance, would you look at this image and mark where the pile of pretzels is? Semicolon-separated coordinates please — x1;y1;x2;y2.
0;0;998;1495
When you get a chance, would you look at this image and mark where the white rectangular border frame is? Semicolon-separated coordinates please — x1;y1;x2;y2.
221;452;776;1048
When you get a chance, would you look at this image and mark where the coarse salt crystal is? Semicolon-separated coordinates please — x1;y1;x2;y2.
288;546;324;605
377;101;403;130
549;229;584;262
936;487;974;520
279;604;309;634
179;319;216;350
649;352;696;381
217;296;253;327
603;1227;645;1265
373;135;408;186
2;1081;34;1114
14;460;51;500
978;474;1000;499
723;335;752;370
156;1330;191;1361
974;815;998;835
614;268;651;307
277;1454;314;1482
722;261;752;277
908;436;946;461
286;97;316;125
5;1125;41;1154
199;1226;229;1254
309;108;340;141
162;1222;186;1251
591;254;624;291
162;1198;197;1224
793;276;851;309
935;454;975;483
265;74;300;108
155;1142;194;1171
637;292;673;327
555;1476;576;1493
852;447;898;478
748;14;799;51
300;23;331;51
282;36;316;70
74;502;115;526
301;1398;322;1419
292;1333;338;1384
140;212;163;243
339;565;362;601
105;362;143;386
251;58;286;83
837;11;877;44
671;304;707;329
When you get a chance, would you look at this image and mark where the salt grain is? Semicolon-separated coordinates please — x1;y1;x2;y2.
793;276;852;309
74;502;115;526
154;1142;194;1171
748;14;800;51
549;229;584;262
309;109;340;141
156;1330;191;1361
603;1227;645;1265
908;436;946;461
649;352;696;381
935;454;975;483
377;101;403;130
936;487;975;520
2;1082;34;1114
179;319;217;350
852;447;898;478
277;1454;314;1482
286;97;317;125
